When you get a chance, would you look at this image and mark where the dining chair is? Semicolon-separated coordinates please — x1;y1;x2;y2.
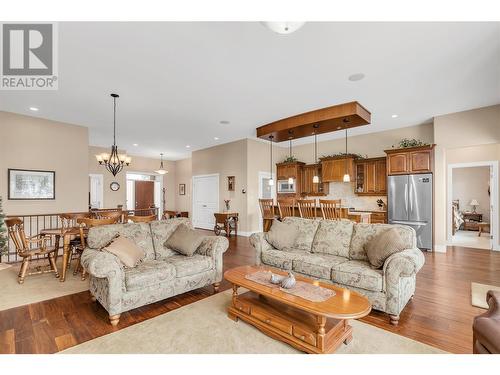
297;199;317;219
319;199;342;220
5;218;60;284
92;209;124;223
59;212;91;270
74;217;120;280
128;214;156;223
259;199;276;231
277;199;295;220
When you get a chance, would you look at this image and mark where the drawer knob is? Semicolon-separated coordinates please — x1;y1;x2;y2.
239;306;243;310
300;335;305;340
265;319;271;323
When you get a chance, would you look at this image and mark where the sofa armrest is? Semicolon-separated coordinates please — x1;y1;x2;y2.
383;248;425;280
196;236;229;281
81;248;125;281
249;232;273;265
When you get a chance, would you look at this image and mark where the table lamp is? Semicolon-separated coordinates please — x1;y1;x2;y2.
469;199;479;213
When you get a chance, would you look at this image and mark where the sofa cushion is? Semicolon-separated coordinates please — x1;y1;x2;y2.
164;224;205;257
366;228;406;269
124;260;176;291
103;235;146;268
265;219;299;250
164;254;214;277
87;223;156;260
312;219;354;257
150;218;193;260
282;217;320;252
349;223;416;261
292;254;348;280
261;248;309;270
331;260;383;292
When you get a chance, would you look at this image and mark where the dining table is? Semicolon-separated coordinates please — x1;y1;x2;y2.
40;226;87;282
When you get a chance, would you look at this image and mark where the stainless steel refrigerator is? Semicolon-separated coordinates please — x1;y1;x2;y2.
388;174;433;250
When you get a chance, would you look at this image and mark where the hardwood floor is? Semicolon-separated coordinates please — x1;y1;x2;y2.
0;232;499;354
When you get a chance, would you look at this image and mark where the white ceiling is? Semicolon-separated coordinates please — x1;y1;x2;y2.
1;22;499;160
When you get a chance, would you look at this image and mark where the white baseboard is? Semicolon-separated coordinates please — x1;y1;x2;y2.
433;244;447;253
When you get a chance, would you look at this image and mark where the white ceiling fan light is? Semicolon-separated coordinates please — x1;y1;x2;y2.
261;22;305;35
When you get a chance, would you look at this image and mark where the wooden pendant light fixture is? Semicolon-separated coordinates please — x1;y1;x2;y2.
256;101;371;142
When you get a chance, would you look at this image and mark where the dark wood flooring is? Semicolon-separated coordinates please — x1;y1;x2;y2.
0;232;499;354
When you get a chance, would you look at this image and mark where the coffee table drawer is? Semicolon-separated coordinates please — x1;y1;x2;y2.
251;306;293;335
233;299;251;315
293;325;316;346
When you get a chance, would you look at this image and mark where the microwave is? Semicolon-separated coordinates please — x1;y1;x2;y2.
277;180;296;193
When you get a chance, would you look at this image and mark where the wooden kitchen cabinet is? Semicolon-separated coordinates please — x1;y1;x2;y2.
320;157;355;182
355;157;387;195
301;164;326;196
385;145;435;175
276;161;305;199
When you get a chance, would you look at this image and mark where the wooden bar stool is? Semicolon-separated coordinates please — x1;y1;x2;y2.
297;199;317;219
319;199;342;220
277;199;295;220
259;199;276;232
128;214;156;223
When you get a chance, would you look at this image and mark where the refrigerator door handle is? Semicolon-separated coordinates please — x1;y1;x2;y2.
409;185;413;214
390;220;428;226
404;183;408;216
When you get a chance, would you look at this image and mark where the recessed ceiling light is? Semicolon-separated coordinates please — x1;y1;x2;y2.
219;120;230;125
133;143;138;147
186;145;191;148
214;137;219;140
348;73;365;82
391;114;398;118
29;107;39;111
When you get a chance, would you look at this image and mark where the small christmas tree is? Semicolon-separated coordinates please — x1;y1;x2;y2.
0;196;7;256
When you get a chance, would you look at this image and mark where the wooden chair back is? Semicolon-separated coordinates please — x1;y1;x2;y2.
297;199;317;219
92;210;124;223
277;199;295;220
128;215;156;223
5;218;28;254
76;217;120;248
60;212;91;230
319;199;342;220
259;199;275;219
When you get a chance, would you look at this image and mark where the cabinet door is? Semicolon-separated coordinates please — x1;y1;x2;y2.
375;159;387;193
365;162;376;193
387;153;408;175
321;160;335;182
276;165;286;180
409;150;432;173
355;163;365;193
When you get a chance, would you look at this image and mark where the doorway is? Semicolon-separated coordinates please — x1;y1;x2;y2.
258;171;275;232
448;161;499;251
192;174;219;230
88;174;103;209
126;172;163;216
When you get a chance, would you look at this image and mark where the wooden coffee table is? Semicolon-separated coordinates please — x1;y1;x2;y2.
224;265;371;354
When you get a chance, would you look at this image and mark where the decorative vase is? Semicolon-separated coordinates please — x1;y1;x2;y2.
270;273;285;285
280;272;296;289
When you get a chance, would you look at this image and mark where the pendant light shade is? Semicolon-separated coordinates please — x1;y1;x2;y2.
343;128;350;183
312;130;319;184
155;153;168;175
288;139;294;185
268;136;274;186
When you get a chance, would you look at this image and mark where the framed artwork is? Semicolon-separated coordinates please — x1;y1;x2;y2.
179;183;186;195
8;169;55;200
228;176;235;191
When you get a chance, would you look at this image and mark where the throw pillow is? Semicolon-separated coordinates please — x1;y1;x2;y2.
103;235;146;268
164;224;205;256
365;228;406;269
265;219;299;250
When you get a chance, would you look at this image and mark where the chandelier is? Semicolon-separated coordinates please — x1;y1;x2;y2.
95;93;131;176
155;153;168;175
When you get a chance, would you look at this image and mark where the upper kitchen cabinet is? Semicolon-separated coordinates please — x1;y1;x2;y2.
355;157;387;195
320;156;355;182
276;161;305;199
276;161;305;180
385;145;435;175
301;164;327;196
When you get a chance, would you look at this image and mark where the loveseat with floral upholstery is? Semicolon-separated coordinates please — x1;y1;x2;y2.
81;218;228;325
249;217;425;325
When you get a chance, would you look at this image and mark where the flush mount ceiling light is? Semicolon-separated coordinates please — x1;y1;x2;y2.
95;93;131;176
29;107;39;111
348;73;365;82
186;145;191;148
391;114;399;118
133;143;138;147
261;22;305;35
214;137;219;140
219;120;230;125
155;153;168;175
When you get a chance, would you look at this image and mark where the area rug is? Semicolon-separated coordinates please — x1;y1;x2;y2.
0;262;89;311
471;282;500;309
63;290;445;354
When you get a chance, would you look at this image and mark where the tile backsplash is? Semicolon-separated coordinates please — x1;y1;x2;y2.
307;182;386;211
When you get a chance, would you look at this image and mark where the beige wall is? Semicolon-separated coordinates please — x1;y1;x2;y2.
174;158;192;214
434;105;500;251
89;146;176;211
0;111;89;215
452;166;491;219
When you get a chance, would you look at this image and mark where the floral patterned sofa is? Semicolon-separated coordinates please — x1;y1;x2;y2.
81;218;228;325
249;217;425;325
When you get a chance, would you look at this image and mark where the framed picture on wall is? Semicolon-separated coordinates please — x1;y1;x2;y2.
8;169;55;200
179;183;186;195
228;176;235;191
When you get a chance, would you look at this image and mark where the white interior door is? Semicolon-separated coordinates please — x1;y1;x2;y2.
89;174;103;209
192;174;219;230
